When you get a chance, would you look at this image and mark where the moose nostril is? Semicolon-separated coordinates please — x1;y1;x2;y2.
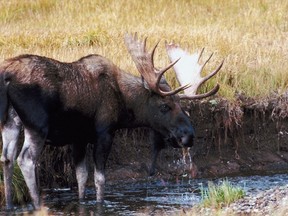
183;128;194;137
181;128;194;147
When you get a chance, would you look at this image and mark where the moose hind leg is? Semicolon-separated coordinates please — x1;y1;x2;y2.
149;132;166;176
0;109;22;210
17;128;47;209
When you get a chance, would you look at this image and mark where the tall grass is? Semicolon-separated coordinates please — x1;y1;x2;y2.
0;0;287;99
199;179;245;208
0;163;30;206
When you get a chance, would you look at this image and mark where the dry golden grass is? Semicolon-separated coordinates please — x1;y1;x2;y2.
0;0;287;99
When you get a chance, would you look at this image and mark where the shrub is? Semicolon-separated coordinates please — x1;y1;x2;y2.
200;179;245;208
0;163;30;206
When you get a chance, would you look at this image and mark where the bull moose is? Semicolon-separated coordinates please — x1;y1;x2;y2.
0;33;223;210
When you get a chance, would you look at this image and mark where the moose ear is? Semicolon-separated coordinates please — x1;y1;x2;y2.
142;76;171;94
141;76;151;90
143;81;150;90
159;76;172;92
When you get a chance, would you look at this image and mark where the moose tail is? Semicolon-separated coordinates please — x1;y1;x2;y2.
0;73;9;125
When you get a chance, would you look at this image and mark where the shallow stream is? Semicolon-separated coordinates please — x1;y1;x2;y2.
3;172;288;215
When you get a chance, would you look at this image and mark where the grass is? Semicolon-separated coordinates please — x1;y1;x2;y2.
199;179;245;208
0;0;287;100
0;163;30;206
183;179;245;216
185;180;288;216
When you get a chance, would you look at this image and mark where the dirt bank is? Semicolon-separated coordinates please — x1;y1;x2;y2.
36;93;288;188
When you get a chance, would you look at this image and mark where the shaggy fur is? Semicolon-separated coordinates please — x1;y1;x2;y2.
0;53;194;209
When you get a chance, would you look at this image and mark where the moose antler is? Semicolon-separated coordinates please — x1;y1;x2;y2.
165;43;224;100
124;33;191;96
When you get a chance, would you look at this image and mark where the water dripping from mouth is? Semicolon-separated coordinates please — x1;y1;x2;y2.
182;147;197;178
182;147;192;165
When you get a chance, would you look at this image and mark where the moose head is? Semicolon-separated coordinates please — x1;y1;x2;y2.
123;33;223;176
124;33;223;147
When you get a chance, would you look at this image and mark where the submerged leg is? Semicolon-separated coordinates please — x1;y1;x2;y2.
149;131;165;176
76;159;88;200
17;128;47;209
73;144;88;200
94;166;106;203
0;108;22;210
93;131;113;203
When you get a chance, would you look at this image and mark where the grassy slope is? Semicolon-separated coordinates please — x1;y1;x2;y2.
0;0;287;99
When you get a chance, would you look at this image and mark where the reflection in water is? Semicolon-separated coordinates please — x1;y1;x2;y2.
1;173;288;215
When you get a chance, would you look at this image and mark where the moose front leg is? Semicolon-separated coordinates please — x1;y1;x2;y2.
75;159;88;200
94;167;105;203
73;143;88;200
149;131;166;176
93;131;113;203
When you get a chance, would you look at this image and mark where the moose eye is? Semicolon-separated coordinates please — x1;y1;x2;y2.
160;104;171;113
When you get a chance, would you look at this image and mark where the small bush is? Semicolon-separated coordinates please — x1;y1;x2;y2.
200;179;245;208
0;163;30;206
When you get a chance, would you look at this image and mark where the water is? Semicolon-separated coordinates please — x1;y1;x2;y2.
42;180;201;215
2;173;288;215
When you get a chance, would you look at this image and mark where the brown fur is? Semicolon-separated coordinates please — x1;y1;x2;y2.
0;52;194;209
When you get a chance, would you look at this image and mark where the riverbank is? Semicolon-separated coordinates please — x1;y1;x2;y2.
189;174;288;216
227;185;288;215
36;93;288;186
107;93;288;181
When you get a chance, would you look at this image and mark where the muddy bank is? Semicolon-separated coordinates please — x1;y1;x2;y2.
36;93;288;188
106;93;288;181
185;93;288;178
